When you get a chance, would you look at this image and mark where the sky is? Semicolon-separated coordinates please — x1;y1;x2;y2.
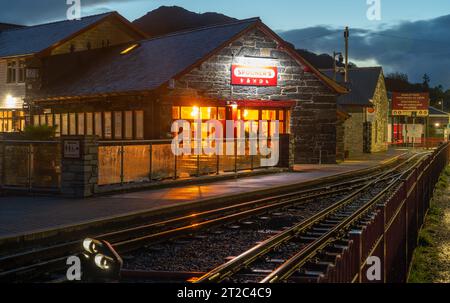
1;0;450;88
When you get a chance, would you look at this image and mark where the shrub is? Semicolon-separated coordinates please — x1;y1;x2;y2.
23;125;57;140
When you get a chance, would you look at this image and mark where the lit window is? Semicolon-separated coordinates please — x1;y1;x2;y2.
114;112;122;139
86;113;93;135
47;114;53;127
78;113;85;135
242;109;259;121
135;111;144;139
124;111;133;139
286;110;291;134
104;112;112;139
218;107;226;120
262;110;276;121
120;44;139;55
172;107;180;120
54;114;61;137
95;112;102;138
61;114;68;135
69;113;76;135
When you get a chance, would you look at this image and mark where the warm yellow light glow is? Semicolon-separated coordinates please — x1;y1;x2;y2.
191;106;199;118
231;103;238;110
5;95;16;108
244;110;249;118
435;123;441;128
94;254;111;270
120;44;139;55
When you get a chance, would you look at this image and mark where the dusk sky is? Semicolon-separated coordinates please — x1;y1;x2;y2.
2;0;450;87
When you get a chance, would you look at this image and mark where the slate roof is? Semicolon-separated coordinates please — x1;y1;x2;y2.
0;23;25;32
429;106;449;116
321;67;383;106
37;18;260;99
0;12;112;58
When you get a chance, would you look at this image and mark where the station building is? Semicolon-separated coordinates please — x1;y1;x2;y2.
1;12;348;164
322;67;389;159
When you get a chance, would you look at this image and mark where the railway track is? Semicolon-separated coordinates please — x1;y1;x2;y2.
193;152;430;283
0;158;405;282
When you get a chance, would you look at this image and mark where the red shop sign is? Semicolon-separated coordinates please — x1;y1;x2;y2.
231;65;278;86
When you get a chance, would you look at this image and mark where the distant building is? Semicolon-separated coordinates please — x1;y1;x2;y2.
322;67;389;159
0;12;147;132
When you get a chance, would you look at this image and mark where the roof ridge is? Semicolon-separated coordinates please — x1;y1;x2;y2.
0;22;25;27
139;17;260;43
1;11;113;33
429;106;449;114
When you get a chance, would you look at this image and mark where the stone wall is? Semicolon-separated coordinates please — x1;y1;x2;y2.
343;107;365;158
162;27;339;164
336;117;346;162
61;136;98;197
370;73;389;153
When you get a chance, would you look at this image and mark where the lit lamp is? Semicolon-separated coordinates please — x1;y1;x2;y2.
191;106;199;118
435;123;441;128
5;94;16;108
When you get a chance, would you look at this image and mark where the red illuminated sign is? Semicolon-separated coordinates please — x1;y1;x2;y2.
231;65;278;86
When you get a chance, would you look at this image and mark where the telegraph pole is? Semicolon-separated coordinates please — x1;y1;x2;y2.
344;26;349;83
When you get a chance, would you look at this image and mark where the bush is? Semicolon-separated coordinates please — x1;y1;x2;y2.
23;125;57;140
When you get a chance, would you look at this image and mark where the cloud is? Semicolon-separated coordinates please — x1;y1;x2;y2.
0;0;140;25
280;15;450;88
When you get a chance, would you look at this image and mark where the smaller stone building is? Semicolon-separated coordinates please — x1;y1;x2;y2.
322;67;389;159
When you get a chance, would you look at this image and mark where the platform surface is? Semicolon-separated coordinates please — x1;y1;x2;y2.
0;148;406;239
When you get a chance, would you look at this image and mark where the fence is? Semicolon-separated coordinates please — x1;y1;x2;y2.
0;140;61;191
316;142;450;283
97;139;276;186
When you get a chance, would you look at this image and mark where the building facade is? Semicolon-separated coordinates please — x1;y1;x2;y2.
322;67;389;159
29;17;347;164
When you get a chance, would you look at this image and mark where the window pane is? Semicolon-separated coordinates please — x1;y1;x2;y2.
78;113;85;135
218;107;226;120
95;112;102;138
104;112;112;139
69;113;76;135
114;112;122;139
135;110;144;139
243;109;259;121
40;115;46;125
172;107;180;119
286;110;291;134
181;107;196;120
262;110;276;121
47;114;53;127
200;107;216;120
86;113;93;135
54;114;61;137
61;114;68;135
279;110;284;121
124;111;133;139
33;115;39;126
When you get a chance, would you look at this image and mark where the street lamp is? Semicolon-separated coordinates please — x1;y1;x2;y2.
333;52;344;81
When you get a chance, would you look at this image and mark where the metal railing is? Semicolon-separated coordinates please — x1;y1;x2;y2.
0;140;61;191
97;139;275;186
314;142;450;283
